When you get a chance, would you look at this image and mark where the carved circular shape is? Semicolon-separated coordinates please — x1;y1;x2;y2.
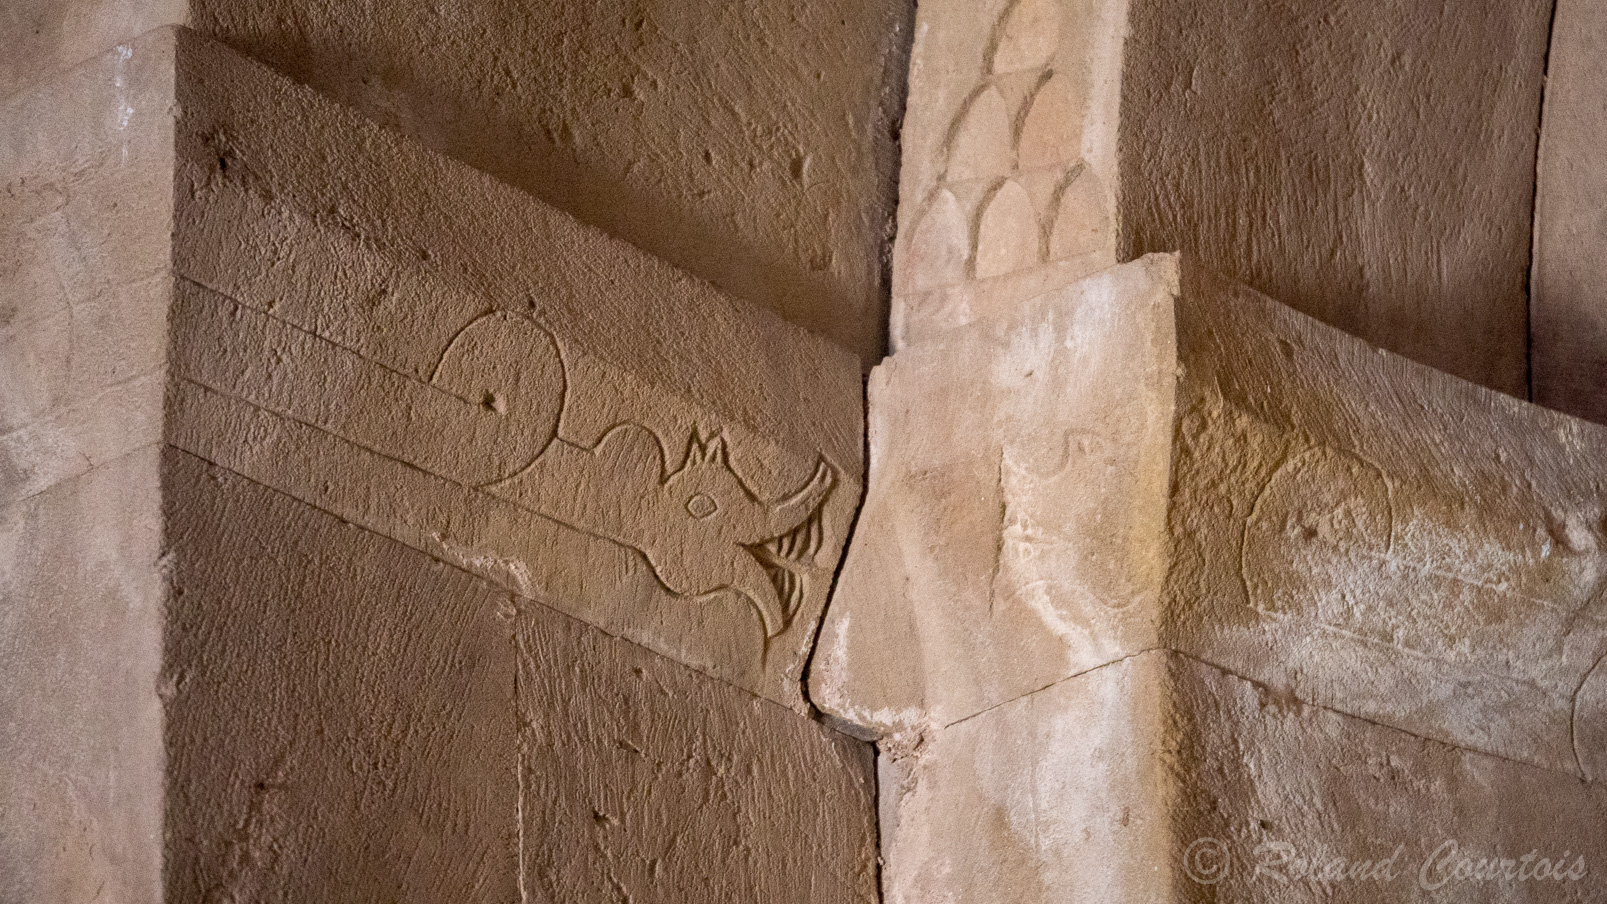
686;493;720;519
431;310;567;485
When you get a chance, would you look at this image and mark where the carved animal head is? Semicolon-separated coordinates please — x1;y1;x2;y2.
663;432;777;541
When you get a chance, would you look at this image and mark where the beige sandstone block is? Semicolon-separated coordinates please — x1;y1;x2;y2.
163;448;878;903
0;0;187;100
3;0;907;365
0;451;164;904
891;0;1123;348
517;572;879;904
884;650;1607;904
815;254;1607;784
0;32;175;903
1532;0;1607;424
162;449;518;902
4;29;874;900
160;29;863;710
893;0;1546;398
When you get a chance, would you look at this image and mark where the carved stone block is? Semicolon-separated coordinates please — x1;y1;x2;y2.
815;253;1607;787
892;0;1122;348
882;651;1607;904
162;30;863;710
4;29;871;900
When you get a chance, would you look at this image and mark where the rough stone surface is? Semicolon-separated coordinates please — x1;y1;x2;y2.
164;448;878;903
884;651;1607;904
0;32;174;904
162;30;863;710
4;29;876;901
162;448;518;902
816;254;1607;781
1119;0;1549;398
1;28;173;508
890;0;1124;348
3;0;911;365
892;0;1546;398
1532;0;1607;424
0;451;164;904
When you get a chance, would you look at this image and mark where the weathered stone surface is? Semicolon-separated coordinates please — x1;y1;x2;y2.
0;0;186;100
1;28;173;507
0;33;174;904
4;28;875;900
160;30;863;710
1532;0;1607;424
0;451;164;904
518;577;879;904
163;448;877;903
816;254;1607;781
162;448;518;902
893;0;1546;398
1119;0;1548;397
3;0;909;365
884;651;1607;904
890;0;1123;348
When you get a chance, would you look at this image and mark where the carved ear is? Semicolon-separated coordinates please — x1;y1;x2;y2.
704;434;729;466
687;431;730;466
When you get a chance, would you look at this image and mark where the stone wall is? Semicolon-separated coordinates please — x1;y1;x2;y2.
889;0;1553;399
8;1;1607;902
2;22;878;904
3;0;912;366
825;1;1607;900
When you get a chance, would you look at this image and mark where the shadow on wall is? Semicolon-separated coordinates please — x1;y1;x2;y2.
190;0;915;367
1118;0;1551;398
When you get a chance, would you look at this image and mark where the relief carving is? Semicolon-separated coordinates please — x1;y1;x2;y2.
180;291;834;640
1018;72;1082;170
990;0;1061;74
913;0;1097;287
946;87;1016;183
1240;446;1607;697
490;427;834;638
1240;446;1393;619
1048;166;1109;262
905;189;971;291
1573;654;1607;781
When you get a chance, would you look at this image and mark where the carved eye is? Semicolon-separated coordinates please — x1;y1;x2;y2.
686;493;719;519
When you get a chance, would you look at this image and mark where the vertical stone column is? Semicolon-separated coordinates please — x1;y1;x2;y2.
1532;0;1607;423
1;33;175;903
